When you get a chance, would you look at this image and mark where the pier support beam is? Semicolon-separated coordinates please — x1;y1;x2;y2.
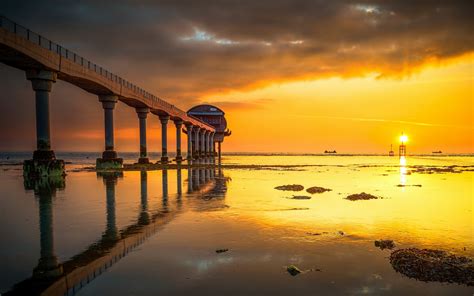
24;70;65;178
174;119;183;162
194;128;200;159
96;95;122;169
204;131;209;157
207;132;213;157
210;133;215;157
136;108;150;164
201;130;206;158
185;124;194;161
159;115;170;164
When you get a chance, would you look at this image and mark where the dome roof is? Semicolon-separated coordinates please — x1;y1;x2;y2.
187;104;225;116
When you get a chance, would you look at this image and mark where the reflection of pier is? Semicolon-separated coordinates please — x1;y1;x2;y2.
6;168;227;296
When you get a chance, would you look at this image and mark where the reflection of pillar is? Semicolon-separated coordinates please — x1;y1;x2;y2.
159;115;170;164
186;124;194;161
218;142;222;163
174;120;183;162
177;166;182;196
218;162;223;178
194;165;200;189
33;193;63;279
136;108;150;164
187;165;193;193
102;174;119;241
162;169;169;211
139;170;150;225
199;165;205;185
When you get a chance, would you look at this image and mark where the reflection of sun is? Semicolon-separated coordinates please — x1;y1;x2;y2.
400;134;408;143
399;156;407;185
399;156;407;166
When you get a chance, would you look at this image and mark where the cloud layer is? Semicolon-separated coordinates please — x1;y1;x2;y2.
1;0;472;100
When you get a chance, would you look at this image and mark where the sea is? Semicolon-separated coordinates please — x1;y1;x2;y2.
0;152;473;295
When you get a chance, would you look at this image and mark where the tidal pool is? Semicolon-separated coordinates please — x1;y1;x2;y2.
0;155;472;295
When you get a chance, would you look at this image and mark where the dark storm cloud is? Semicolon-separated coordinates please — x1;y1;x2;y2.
1;0;472;98
0;0;472;149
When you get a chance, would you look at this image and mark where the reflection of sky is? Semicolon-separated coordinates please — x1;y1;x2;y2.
185;256;234;273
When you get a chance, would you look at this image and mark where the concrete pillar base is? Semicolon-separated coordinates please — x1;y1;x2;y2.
175;156;183;162
137;157;150;164
24;159;65;178
160;157;169;164
96;158;123;170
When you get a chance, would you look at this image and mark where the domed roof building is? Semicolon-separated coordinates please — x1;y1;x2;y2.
187;104;231;158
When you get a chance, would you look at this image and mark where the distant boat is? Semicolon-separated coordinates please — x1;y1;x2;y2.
389;144;394;156
432;151;442;154
324;150;337;154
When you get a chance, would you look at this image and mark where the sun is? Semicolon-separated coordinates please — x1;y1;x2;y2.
400;134;408;143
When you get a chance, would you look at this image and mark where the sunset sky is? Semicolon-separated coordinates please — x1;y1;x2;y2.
0;1;472;153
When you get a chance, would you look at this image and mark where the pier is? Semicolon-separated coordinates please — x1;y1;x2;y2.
0;16;230;177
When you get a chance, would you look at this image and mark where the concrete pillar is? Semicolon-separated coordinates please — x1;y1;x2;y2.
211;133;215;157
24;70;65;178
174;119;183;162
201;130;206;158
204;131;209;157
194;128;200;159
136;108;149;164
26;70;57;159
207;132;213;157
96;95;123;169
185;124;193;161
159;115;170;163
